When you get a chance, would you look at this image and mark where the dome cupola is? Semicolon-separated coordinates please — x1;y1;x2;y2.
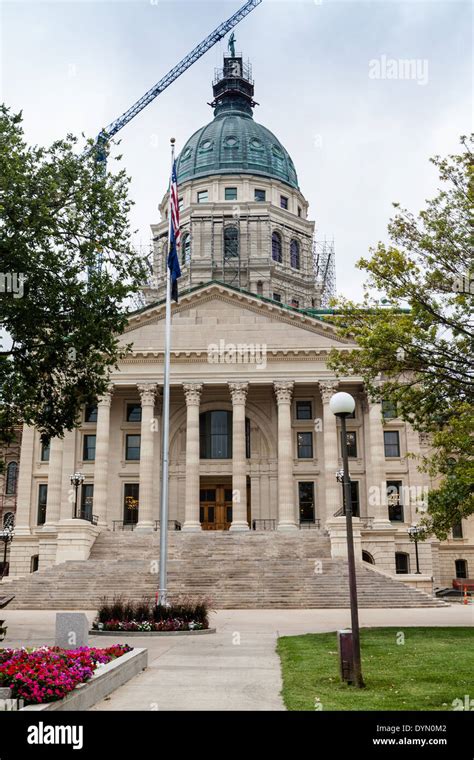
176;42;299;189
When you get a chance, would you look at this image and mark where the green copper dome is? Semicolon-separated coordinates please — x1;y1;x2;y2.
176;54;299;190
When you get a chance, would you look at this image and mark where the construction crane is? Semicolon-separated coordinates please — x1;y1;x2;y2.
95;0;263;163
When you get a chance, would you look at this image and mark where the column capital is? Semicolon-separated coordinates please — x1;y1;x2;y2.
138;383;157;406
319;380;339;404
228;382;249;405
273;381;294;405
98;384;114;407
183;383;203;407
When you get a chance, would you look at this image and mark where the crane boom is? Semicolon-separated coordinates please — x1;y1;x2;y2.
100;0;263;141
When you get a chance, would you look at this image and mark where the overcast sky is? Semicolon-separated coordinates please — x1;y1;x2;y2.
1;0;471;301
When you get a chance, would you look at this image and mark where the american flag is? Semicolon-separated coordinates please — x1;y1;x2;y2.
168;159;181;302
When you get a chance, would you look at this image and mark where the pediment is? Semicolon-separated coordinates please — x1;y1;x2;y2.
120;283;356;355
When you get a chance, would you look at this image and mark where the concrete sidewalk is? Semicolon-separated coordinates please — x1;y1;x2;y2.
2;606;472;711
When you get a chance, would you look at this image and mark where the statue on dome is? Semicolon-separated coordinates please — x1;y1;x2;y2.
228;32;236;57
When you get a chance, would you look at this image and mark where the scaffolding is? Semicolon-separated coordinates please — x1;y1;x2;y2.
313;237;336;308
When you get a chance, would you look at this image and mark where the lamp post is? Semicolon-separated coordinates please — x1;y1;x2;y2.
330;391;365;688
0;515;14;578
70;472;85;519
408;525;423;574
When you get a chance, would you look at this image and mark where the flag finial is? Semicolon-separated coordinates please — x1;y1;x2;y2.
170;137;176;145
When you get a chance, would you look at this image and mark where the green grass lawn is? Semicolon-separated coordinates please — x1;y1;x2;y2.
277;627;474;711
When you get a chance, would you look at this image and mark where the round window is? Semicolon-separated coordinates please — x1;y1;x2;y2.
225;135;239;147
199;139;213;151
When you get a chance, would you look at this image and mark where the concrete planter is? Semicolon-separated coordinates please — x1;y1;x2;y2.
90;627;216;637
21;647;147;712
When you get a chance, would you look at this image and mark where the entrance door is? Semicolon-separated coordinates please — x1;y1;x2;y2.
200;485;233;530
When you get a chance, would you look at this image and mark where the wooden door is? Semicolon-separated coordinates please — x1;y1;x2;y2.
200;485;233;530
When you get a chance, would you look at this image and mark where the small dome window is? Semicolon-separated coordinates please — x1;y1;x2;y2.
181;146;192;161
249;138;263;150
199;139;213;152
224;135;239;148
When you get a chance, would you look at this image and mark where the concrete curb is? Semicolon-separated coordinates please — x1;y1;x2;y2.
21;647;148;712
89;627;216;636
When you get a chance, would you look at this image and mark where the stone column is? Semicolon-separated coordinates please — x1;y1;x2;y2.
320;381;340;524
136;383;157;532
274;381;297;531
182;383;202;532
12;424;35;534
43;437;64;527
229;382;249;531
365;395;391;527
93;386;113;527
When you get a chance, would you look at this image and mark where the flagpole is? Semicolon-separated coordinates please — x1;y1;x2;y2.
158;137;175;606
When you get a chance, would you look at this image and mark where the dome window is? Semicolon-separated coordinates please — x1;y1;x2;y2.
272;231;282;263
181;233;191;266
249;138;263;151
290;239;300;269
254;189;266;202
224;136;239;148
224;226;239;260
199;139;213;152
181;147;192;161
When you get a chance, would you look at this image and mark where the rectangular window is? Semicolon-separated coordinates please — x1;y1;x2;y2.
81;484;94;520
225;187;237;201
126;434;141;461
290;298;299;308
254;189;266;202
84;404;98;423
124;483;139;524
341;431;357;458
178;197;184;211
40;442;50;462
297;206;302;217
37;484;48;525
396;553;410;574
384;430;401;457
197;190;208;203
299;482;315;523
280;195;288;209
296;401;312;420
452;522;463;539
297;431;313;459
126;403;142;422
272;292;281;302
387;480;404;522
341;481;360;517
382;399;397;419
83;434;96;461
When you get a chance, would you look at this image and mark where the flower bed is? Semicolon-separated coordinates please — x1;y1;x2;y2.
92;595;211;633
0;645;132;705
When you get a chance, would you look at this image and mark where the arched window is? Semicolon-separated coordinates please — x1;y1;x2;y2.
181;233;191;266
5;462;17;495
257;281;263;296
290;239;300;269
362;550;374;564
455;559;468;579
272;231;282;263
224;226;239;259
3;512;14;529
395;552;410;574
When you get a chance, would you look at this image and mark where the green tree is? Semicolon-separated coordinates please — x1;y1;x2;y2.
328;135;473;538
0;107;147;449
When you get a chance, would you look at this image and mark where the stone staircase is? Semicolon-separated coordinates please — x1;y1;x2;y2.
2;531;446;609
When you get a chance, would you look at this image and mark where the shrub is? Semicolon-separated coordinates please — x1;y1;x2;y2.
94;596;211;631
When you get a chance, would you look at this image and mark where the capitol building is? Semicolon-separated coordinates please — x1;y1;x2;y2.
1;48;471;603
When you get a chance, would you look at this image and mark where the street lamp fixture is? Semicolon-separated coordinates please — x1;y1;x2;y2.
329;391;365;688
408;525;423;574
70;472;85;519
0;515;14;579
